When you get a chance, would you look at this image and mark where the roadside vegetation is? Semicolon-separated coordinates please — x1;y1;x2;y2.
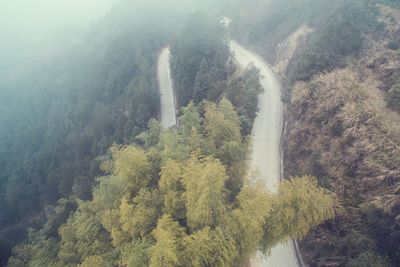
228;0;400;265
170;12;263;136
8;99;334;267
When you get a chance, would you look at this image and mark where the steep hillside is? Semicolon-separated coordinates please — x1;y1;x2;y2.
229;0;400;266
286;69;400;266
287;6;400;264
8;99;334;267
0;2;180;263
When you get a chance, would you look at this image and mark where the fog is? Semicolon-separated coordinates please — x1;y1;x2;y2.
1;0;117;46
0;0;118;80
0;0;225;82
0;0;236;264
1;0;398;266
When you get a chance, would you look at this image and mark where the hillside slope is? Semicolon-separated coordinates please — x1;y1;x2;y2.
228;0;400;266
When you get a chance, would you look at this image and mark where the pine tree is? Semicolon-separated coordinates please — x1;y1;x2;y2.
179;101;201;139
193;59;212;104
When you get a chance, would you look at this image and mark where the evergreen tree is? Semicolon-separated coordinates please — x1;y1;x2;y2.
193;59;212;104
179;102;201;139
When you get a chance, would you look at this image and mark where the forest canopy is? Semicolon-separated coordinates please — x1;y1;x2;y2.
0;0;359;265
8;99;334;267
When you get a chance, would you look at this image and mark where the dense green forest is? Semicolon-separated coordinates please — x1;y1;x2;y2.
170;12;263;136
0;1;181;263
170;12;229;107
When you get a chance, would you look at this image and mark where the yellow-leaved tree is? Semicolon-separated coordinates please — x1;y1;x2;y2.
262;176;335;250
110;145;150;192
183;154;228;231
8;99;335;267
159;160;186;220
149;214;186;267
78;255;107;267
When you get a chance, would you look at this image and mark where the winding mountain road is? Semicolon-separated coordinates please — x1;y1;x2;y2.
230;40;299;267
157;42;300;266
157;47;176;128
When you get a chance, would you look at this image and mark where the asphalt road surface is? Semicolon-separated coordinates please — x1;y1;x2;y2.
157;47;176;128
230;40;299;267
157;41;299;267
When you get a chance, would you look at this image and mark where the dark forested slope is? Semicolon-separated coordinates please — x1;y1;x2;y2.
170;12;263;137
0;2;180;263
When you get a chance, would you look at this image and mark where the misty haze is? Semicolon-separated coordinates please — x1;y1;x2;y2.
0;0;399;266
